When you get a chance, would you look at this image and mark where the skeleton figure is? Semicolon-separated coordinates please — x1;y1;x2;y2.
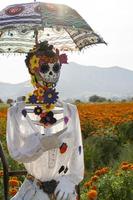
6;41;84;200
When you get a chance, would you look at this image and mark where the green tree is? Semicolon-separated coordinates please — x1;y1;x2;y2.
89;95;107;102
6;98;13;105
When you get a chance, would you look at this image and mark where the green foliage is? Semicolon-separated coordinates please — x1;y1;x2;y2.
82;165;133;200
75;99;82;104
82;122;96;139
97;170;133;200
117;143;133;164
0;118;7;136
84;134;122;171
116;121;133;143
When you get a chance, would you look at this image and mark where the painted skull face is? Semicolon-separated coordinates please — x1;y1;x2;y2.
38;61;61;84
25;41;67;88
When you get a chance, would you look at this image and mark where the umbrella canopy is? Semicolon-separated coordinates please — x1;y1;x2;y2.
0;2;106;53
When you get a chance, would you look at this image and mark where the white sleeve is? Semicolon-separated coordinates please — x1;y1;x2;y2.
67;105;84;185
6;104;44;163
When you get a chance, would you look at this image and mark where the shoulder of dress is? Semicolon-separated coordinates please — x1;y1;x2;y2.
66;102;77;110
9;96;26;111
7;96;26;116
64;103;78;118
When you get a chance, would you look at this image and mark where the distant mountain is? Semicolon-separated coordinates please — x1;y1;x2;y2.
0;81;33;101
1;62;133;101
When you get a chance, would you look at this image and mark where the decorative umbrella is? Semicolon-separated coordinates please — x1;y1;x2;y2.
0;1;106;53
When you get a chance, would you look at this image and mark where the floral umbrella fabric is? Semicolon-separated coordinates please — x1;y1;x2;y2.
0;2;106;53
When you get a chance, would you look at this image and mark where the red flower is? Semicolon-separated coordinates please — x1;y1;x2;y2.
60;143;68;154
59;54;68;64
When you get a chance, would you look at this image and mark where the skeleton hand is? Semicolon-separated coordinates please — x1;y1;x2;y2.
39;127;68;152
55;176;77;200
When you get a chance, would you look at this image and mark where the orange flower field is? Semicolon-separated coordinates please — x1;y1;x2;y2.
77;102;133;129
1;102;133;135
0;107;7;119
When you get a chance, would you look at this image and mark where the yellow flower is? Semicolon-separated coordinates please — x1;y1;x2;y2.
37;87;45;96
42;104;55;112
29;55;40;72
25;93;32;103
47;83;53;88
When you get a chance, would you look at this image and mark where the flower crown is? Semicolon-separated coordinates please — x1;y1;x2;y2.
25;41;68;75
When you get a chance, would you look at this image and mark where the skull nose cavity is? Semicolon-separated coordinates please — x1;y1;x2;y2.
49;71;53;76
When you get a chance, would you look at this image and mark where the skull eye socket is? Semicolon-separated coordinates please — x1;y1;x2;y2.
40;63;49;74
53;63;61;73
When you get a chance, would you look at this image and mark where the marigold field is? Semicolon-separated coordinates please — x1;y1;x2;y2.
77;102;133;129
1;102;133;200
1;102;133;134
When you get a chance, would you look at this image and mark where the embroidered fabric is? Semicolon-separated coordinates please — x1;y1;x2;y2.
0;2;106;53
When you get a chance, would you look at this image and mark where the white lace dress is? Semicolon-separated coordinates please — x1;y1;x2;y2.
6;101;84;200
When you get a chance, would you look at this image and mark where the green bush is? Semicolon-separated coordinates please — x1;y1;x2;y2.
84;134;122;171
98;169;133;200
89;95;107;102
82;164;133;200
116;121;133;143
82;122;96;139
116;143;133;165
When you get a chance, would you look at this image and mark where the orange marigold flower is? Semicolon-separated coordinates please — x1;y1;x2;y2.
92;185;97;190
9;179;20;187
129;164;133;170
95;170;101;176
0;170;3;177
9;188;18;196
121;161;129;165
11;176;18;180
91;175;99;182
121;164;129;170
87;189;97;200
84;181;92;188
100;167;109;174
